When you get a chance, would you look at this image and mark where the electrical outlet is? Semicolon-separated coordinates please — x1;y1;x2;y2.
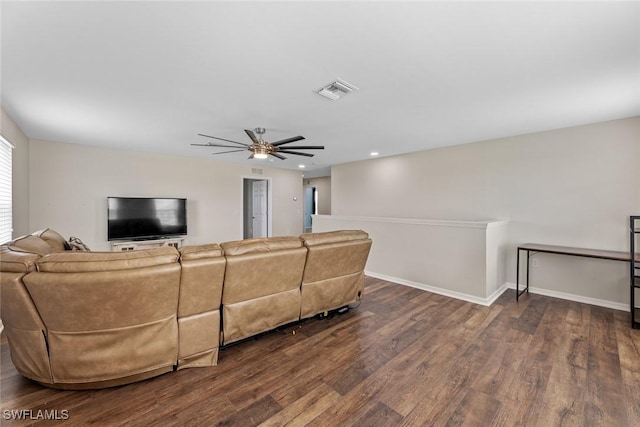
532;258;539;268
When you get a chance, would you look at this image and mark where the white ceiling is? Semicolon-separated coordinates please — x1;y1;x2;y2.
2;1;639;177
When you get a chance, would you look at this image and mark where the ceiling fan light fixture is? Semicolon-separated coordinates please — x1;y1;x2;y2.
253;145;269;159
317;78;359;100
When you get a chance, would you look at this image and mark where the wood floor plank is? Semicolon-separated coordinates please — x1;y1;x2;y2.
583;306;628;427
214;394;283;427
614;310;640;425
512;296;548;335
584;346;628;426
445;390;502;427
531;303;590;427
305;364;396;426
353;401;404;427
258;383;341;427
1;279;639;426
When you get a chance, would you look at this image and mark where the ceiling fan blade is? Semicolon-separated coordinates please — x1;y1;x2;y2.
269;152;286;160
244;129;260;145
198;133;249;147
277;150;315;157
276;145;324;150
210;143;248;148
248;153;255;160
193;143;247;149
212;149;245;155
270;136;305;147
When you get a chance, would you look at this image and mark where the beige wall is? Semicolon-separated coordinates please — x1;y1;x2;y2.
29;139;304;250
304;176;331;215
0;108;30;237
332;116;640;307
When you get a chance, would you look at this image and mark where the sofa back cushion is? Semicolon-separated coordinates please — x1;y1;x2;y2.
220;236;306;303
300;230;372;282
219;236;307;344
221;236;302;256
32;228;69;252
178;244;226;315
301;229;370;247
0;245;41;273
180;243;224;260
9;235;52;256
36;247;178;272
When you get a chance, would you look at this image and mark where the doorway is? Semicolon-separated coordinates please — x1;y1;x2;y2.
243;178;271;239
303;186;317;233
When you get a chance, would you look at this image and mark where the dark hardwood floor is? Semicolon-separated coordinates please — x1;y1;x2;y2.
2;277;639;426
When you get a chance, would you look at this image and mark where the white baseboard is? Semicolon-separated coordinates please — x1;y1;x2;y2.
365;270;509;307
364;272;631;312
506;282;629;312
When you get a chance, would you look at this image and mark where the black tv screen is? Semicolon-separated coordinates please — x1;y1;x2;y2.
107;197;187;241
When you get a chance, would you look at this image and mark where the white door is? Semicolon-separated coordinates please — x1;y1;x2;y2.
252;180;268;238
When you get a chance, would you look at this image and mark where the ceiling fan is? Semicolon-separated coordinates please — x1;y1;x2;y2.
192;128;324;160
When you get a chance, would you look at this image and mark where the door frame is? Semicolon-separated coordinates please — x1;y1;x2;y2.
241;176;273;239
303;185;317;233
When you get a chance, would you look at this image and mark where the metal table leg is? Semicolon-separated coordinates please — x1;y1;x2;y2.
516;248;529;301
516;247;520;300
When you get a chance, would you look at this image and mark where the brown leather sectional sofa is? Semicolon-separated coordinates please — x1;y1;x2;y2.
0;228;371;389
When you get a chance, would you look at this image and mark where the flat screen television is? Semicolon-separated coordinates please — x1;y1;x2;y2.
107;197;187;241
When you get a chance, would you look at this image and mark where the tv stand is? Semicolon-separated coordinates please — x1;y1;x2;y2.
110;237;185;252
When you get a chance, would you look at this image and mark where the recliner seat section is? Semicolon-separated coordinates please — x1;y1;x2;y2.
220;236;307;345
23;248;181;389
0;229;371;389
177;244;226;369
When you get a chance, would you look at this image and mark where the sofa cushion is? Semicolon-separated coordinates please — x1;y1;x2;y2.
36;247;179;273
221;236;302;256
32;228;70;252
300;230;369;247
179;244;223;260
0;245;41;272
177;245;226;313
9;235;53;256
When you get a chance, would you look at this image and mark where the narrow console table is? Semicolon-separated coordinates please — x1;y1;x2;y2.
516;243;640;308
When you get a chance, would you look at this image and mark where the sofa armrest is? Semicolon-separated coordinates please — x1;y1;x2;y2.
1;271;52;384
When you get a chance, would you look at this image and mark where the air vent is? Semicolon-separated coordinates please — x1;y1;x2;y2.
251;168;263;175
317;78;359;100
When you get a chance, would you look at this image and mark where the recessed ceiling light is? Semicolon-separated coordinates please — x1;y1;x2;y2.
298;164;306;169
370;152;379;156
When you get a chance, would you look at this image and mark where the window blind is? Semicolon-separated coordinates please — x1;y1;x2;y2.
0;135;14;244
